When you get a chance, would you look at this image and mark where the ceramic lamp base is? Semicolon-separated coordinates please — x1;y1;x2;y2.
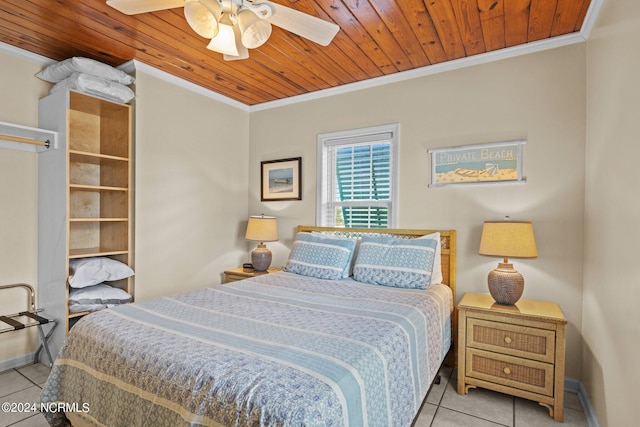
488;262;524;305
251;243;272;272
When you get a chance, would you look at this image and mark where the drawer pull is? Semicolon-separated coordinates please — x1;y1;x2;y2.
504;336;512;344
503;367;511;375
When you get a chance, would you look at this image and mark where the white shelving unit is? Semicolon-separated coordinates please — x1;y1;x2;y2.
38;90;134;358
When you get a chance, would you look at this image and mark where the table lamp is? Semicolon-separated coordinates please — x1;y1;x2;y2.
479;219;538;305
245;215;278;272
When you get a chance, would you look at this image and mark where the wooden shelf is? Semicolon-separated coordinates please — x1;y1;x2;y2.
68;311;91;319
68;247;129;259
61;92;132;327
69;219;129;252
69;149;128;164
69;184;128;192
69;218;128;222
66;91;131;282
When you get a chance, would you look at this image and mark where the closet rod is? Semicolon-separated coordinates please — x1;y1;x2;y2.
0;133;50;148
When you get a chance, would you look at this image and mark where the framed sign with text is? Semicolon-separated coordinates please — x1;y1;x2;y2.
428;140;526;187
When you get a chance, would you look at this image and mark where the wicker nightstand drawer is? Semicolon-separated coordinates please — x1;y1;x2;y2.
467;318;555;363
466;348;554;397
457;293;567;421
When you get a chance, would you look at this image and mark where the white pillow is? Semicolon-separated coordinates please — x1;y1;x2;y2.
69;283;132;313
36;57;135;85
50;72;135;104
69;257;134;289
418;232;443;284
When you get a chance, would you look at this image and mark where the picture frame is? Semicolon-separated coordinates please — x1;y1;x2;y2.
428;140;526;187
261;157;302;201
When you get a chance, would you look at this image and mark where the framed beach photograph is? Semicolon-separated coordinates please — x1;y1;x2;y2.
261;157;302;201
428;140;526;187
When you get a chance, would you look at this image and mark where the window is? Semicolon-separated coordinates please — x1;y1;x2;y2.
317;124;398;228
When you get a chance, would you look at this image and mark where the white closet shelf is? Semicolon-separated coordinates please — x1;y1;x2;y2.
0;121;58;152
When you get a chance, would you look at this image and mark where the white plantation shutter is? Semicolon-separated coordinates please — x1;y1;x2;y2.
317;124;398;228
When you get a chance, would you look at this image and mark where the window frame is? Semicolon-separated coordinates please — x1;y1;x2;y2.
316;123;399;228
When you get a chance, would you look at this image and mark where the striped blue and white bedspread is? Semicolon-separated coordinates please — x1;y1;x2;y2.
41;272;452;427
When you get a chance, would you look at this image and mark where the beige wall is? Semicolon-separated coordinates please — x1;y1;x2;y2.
249;44;587;379
0;53;249;362
6;21;634;423
133;70;250;301
584;0;640;425
0;51;50;362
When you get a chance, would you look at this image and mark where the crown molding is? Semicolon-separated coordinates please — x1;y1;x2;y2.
0;42;55;66
1;0;603;113
123;60;250;112
250;32;587;112
580;0;606;39
251;0;604;111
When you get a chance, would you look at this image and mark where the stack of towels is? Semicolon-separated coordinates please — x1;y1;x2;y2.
36;57;135;104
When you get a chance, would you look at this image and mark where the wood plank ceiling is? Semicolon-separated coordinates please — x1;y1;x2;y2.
0;0;592;106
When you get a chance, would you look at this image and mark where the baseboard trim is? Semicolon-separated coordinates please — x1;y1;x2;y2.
565;378;601;427
0;352;36;373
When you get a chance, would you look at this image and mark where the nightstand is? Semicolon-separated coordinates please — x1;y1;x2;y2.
457;293;567;421
223;267;282;283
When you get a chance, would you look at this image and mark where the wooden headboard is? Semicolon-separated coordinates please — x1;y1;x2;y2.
296;226;457;301
297;225;458;366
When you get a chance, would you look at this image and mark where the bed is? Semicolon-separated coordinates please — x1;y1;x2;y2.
41;226;456;427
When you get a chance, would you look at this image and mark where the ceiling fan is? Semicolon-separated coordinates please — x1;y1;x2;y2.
106;0;340;61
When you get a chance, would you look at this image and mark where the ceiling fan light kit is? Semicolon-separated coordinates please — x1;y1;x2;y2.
186;0;269;57
238;8;272;49
206;20;242;56
184;0;221;38
106;0;340;61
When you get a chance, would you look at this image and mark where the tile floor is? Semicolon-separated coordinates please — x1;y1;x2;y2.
0;363;589;427
416;367;589;427
0;364;50;427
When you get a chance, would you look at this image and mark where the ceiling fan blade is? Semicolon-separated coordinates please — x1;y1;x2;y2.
106;0;186;15
266;1;339;46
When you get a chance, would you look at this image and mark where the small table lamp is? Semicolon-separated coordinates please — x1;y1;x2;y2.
245;215;278;272
479;220;538;305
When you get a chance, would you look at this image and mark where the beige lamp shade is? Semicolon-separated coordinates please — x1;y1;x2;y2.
479;220;537;305
245;215;278;242
245;215;278;272
479;221;538;259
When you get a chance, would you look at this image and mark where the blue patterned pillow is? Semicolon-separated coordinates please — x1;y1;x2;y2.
285;233;356;280
353;236;438;289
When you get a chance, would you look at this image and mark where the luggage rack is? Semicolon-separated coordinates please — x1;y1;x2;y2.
0;283;58;367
